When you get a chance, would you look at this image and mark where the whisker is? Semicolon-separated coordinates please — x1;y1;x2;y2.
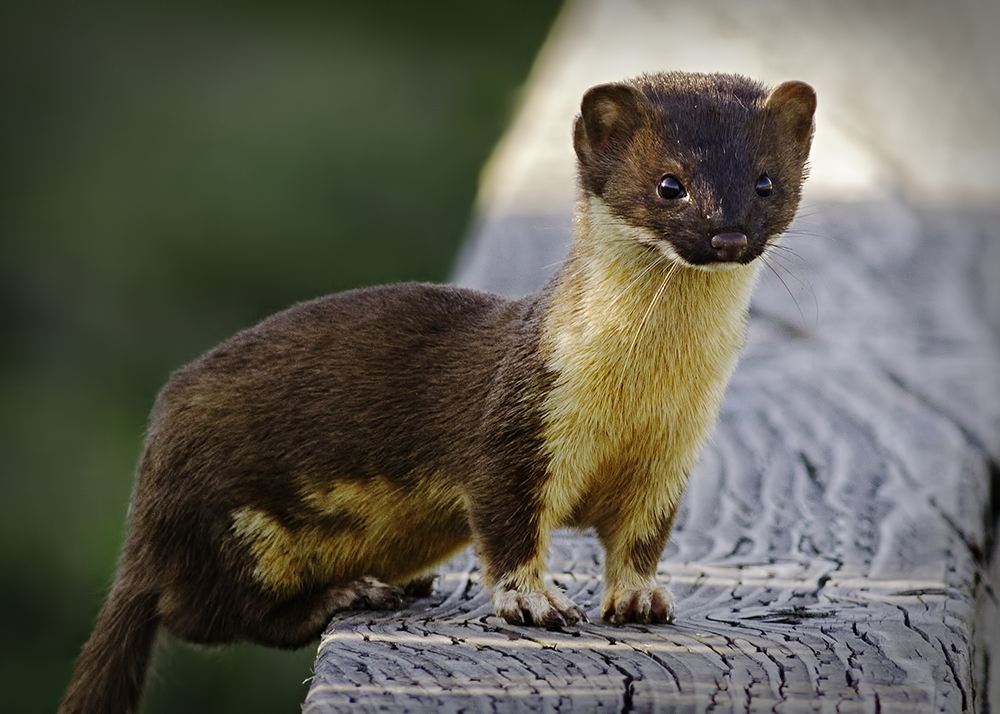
792;204;827;219
616;260;679;400
784;229;840;245
606;253;669;309
540;257;570;272
760;253;815;332
767;250;819;304
766;244;812;268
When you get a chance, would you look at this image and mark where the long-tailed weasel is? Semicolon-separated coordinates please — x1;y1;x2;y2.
59;71;815;714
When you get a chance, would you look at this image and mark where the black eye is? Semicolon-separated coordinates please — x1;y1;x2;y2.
657;174;686;200
755;174;773;197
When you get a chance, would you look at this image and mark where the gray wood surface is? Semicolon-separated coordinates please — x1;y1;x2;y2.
307;201;999;713
308;0;999;710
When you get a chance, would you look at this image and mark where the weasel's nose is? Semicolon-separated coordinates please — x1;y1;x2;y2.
710;232;748;261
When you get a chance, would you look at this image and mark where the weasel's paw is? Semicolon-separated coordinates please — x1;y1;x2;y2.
492;585;587;628
342;576;404;611
602;585;675;624
402;573;436;598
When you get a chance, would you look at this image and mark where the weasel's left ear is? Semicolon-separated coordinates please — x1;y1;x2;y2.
765;81;817;145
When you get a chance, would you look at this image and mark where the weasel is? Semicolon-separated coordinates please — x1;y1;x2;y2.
59;71;815;714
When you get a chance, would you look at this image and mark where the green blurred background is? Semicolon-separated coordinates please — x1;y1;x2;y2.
0;1;562;711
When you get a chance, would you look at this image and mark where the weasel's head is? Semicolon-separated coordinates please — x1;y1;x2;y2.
573;72;815;270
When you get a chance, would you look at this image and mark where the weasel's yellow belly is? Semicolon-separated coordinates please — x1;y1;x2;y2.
231;474;470;596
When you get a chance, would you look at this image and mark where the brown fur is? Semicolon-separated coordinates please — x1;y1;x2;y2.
59;71;815;713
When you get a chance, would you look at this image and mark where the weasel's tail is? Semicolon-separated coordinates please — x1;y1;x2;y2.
58;582;161;714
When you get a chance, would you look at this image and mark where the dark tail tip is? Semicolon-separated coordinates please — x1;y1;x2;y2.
58;585;161;714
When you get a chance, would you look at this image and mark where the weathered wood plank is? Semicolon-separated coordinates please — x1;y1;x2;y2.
307;200;998;713
309;0;999;711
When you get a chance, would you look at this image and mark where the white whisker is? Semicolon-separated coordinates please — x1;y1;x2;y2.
615;260;679;401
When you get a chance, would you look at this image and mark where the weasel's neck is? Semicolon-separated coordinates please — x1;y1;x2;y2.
538;195;761;521
542;195;761;400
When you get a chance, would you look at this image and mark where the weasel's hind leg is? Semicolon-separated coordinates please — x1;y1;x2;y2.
337;576;405;611
246;577;404;649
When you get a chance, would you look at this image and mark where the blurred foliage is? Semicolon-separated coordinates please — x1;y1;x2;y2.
0;1;562;711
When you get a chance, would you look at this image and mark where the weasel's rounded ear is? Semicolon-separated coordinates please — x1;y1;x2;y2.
765;81;817;144
574;83;647;165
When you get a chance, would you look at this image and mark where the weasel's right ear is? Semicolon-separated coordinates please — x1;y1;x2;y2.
573;83;647;168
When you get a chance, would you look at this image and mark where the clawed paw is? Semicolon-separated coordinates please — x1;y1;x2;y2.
401;574;436;598
602;585;674;624
346;576;404;611
492;586;588;628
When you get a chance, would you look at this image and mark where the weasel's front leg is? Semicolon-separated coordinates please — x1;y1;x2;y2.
469;484;586;627
490;565;586;628
597;508;677;624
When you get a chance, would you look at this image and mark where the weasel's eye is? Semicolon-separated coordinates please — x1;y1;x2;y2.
657;174;686;200
755;174;773;197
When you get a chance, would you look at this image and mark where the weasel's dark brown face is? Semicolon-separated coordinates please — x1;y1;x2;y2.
573;72;816;270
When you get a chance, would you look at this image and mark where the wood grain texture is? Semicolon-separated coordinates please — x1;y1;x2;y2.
308;200;999;712
309;0;999;709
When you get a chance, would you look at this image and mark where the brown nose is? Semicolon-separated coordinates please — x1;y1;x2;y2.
710;232;748;261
